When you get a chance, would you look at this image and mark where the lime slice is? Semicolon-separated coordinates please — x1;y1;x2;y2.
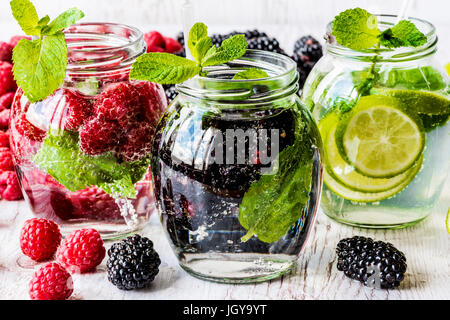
336;95;425;178
370;89;450;115
446;208;450;234
323;155;423;202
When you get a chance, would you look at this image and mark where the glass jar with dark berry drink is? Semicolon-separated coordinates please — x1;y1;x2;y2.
10;23;167;239
152;50;323;283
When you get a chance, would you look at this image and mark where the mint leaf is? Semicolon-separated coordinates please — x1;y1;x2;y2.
33;131;138;199
188;22;208;57
130;52;201;84
379;20;427;48
233;68;268;80
332;8;380;50
12;32;68;103
41;8;85;35
239;115;315;243
192;36;213;63
10;0;40;35
201;34;247;67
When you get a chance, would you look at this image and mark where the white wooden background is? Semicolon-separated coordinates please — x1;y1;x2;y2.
0;0;449;300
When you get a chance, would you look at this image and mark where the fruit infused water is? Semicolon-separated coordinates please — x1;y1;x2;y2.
302;11;450;227
10;23;166;238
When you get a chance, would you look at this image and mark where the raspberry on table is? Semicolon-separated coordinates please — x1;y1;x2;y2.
93;82;140;127
20;218;62;261
0;42;13;63
163;37;183;54
0;62;16;96
56;228;106;273
0;92;15;111
0;147;14;172
63;90;92;131
29;262;73;300
144;31;166;53
79;116;120;155
0;170;23;200
9;35;31;48
0;130;9;148
118;122;155;161
0;109;9;130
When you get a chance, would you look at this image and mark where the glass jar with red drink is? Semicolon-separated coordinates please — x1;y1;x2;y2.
10;23;167;239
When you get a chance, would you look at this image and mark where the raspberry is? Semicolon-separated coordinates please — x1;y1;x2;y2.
0;130;9;148
68;186;122;221
0;92;15;111
163;37;183;53
14;112;46;142
9;35;31;48
0;170;23;200
93;82;140;127
144;31;166;53
56;228;105;273
79;116;120;155
0;42;13;62
0;109;9;130
0;62;16;96
118;122;155;161
133;81;166;124
29;262;73;300
0;147;13;172
63;90;92;131
20;218;62;261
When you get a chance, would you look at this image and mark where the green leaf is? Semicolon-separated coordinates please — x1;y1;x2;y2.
233;68;268;80
37;15;51;28
332;8;380;50
130;52;201;84
188;22;208;59
33;131;140;199
12;32;67;103
201;34;247;67
10;0;40;35
192;36;213;63
378;20;427;48
238;114;315;243
41;8;85;35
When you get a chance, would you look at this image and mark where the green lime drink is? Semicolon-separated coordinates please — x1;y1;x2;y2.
302;13;450;228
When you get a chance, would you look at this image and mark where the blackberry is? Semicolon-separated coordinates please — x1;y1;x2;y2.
163;85;178;104
291;52;316;89
176;31;185;46
107;234;161;290
336;236;407;289
247;36;287;55
293;35;323;63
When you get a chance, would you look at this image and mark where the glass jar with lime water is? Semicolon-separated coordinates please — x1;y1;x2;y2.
302;12;450;228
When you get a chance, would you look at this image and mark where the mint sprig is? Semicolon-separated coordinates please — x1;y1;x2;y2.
130;22;258;85
332;8;427;50
10;0;85;103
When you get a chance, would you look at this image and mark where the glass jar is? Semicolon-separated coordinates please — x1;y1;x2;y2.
10;23;167;239
151;50;323;283
302;15;450;228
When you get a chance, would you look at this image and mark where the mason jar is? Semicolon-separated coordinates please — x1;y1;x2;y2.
151;50;323;283
10;23;167;239
302;15;450;228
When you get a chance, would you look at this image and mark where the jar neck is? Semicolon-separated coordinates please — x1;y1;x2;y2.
64;23;146;80
176;50;299;108
325;15;437;63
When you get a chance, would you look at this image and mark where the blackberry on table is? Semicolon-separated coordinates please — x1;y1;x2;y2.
107;234;161;290
291;52;316;89
336;236;407;289
247;36;287;55
294;35;323;63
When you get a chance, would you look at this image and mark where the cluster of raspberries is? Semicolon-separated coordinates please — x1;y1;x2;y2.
20;218;106;300
0;36;31;201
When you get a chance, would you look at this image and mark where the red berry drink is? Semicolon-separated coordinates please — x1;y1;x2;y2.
9;24;167;238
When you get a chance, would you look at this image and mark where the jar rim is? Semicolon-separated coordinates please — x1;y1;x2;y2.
64;22;146;78
325;14;437;62
176;50;299;104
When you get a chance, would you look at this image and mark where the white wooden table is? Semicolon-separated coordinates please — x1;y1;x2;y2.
0;6;449;299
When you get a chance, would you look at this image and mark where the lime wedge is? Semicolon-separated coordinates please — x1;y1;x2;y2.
370;89;450;115
323;155;423;202
336;95;425;178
